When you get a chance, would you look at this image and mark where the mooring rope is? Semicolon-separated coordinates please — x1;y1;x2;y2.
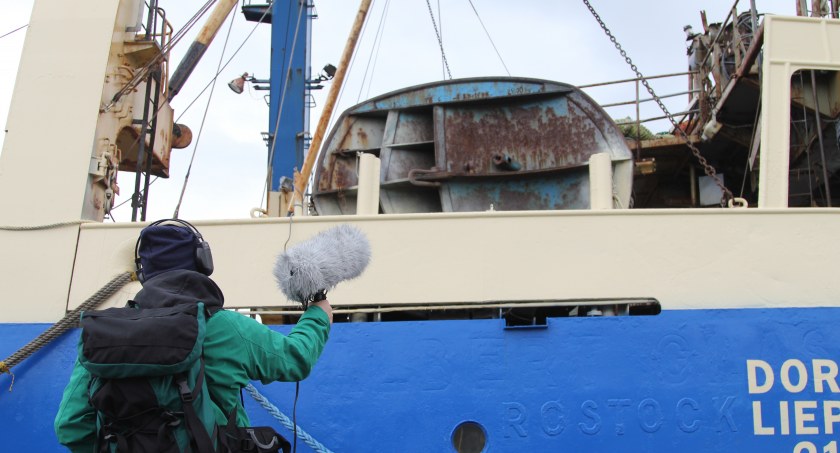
244;383;334;453
0;272;133;390
0;220;93;231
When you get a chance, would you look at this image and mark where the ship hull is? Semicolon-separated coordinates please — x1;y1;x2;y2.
4;306;839;452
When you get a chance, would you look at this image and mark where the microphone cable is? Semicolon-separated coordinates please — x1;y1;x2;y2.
284;204;301;453
293;382;300;453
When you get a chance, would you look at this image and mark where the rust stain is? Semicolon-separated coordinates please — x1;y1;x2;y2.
442;94;604;176
356;127;369;149
332;156;357;190
313;80;630;214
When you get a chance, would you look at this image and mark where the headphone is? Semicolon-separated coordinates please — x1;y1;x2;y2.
134;218;214;282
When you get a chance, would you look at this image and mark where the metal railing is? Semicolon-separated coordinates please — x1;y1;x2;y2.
136;0;174;97
577;0;768;142
578;71;701;141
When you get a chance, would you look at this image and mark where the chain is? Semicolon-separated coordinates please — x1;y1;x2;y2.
582;0;734;206
425;0;452;79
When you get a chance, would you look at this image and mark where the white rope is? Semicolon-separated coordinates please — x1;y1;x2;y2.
244;383;334;453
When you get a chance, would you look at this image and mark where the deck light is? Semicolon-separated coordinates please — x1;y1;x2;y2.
228;73;248;94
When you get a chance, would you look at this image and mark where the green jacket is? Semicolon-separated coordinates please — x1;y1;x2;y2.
54;270;330;452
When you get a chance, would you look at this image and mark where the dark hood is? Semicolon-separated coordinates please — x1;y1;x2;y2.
131;269;224;310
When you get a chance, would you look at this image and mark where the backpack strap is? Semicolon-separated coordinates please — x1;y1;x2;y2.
176;360;216;453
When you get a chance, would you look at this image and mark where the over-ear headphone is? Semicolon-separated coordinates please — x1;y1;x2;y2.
134;218;214;282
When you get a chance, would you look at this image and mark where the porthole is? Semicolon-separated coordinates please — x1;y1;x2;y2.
451;421;486;453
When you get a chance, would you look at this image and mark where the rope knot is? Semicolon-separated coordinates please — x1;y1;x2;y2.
0;361;14;392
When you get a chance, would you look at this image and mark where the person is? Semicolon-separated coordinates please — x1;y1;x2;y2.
54;220;332;452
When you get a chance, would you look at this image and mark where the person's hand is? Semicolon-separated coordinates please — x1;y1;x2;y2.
311;299;333;324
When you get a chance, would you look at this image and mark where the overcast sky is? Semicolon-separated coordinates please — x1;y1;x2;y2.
0;0;795;221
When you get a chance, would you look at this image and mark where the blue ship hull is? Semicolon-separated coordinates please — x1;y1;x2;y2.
3;307;838;452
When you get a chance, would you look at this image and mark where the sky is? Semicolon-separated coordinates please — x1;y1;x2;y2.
0;0;796;221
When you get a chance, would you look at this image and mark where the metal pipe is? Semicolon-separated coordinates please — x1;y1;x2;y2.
577;71;698;89
492;153;522;171
635;79;641;156
289;0;374;214
810;70;832;206
698;0;741;69
145;0;157;38
235;298;659;317
598;90;700;108
356;153;381;215
638;110;700;124
812;0;822;17
589;153;613;210
142;69;162;221
690;165;699;207
167;0;239;100
131;73;156;222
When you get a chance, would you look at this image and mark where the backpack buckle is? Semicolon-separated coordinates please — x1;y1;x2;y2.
177;379;193;402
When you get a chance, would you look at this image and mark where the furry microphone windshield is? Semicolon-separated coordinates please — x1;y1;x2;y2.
274;224;371;304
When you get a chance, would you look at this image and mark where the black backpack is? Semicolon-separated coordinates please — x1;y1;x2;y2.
79;301;219;453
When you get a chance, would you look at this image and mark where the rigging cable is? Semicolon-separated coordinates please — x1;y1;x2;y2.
800;72;816;203
104;0;217;112
466;0;510;76
173;4;238;218
114;2;275;219
0;24;28;40
330;0;374;133
739;95;762;199
357;0;392;103
425;0;452;79
363;0;391;101
108;177;159;218
176;1;276;122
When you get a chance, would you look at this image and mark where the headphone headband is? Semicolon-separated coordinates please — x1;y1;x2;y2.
135;218;214;282
146;218;204;239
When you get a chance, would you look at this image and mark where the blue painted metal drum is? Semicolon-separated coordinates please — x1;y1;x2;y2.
313;77;633;215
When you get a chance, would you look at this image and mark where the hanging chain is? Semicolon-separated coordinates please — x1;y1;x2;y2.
425;0;452;79
582;0;735;206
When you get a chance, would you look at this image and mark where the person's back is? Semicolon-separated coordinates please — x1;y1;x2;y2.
55;219;333;452
132;269;330;427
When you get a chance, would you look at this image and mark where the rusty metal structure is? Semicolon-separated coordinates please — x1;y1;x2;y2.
311;1;840;214
573;0;840;209
312;78;633;214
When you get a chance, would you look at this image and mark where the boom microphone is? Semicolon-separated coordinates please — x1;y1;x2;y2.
274;224;371;304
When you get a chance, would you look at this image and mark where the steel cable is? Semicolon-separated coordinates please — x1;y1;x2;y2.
173;6;238;218
467;0;510;76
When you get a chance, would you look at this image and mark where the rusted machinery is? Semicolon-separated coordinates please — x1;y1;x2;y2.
312;77;633;214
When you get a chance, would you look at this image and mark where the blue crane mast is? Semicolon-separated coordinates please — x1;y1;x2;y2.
242;0;327;195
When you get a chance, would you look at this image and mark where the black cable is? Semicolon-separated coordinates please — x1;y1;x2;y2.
0;24;28;40
284;193;298;453
173;5;238;218
293;382;300;453
467;0;510;76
